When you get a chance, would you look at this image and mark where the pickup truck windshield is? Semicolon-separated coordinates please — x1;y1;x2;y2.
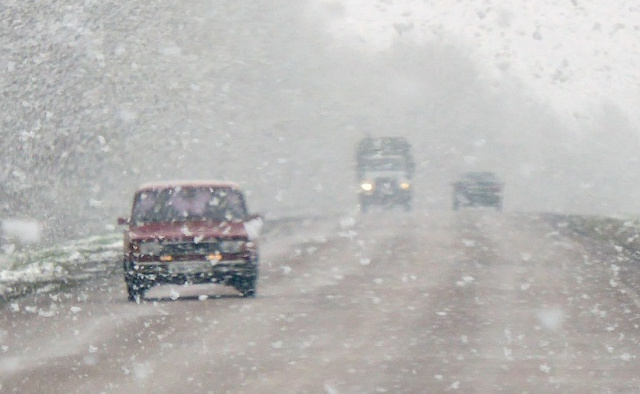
131;187;247;225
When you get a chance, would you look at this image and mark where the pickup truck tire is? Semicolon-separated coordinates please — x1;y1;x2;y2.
235;277;257;298
124;260;148;302
126;278;146;302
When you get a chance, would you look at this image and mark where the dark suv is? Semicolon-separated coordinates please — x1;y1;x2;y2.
358;156;413;212
118;181;262;302
356;137;415;212
452;172;503;211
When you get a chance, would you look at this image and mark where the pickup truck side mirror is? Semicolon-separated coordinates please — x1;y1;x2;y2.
244;213;264;240
117;217;130;225
247;213;262;221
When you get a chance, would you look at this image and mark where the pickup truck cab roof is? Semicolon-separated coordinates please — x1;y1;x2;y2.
137;180;242;191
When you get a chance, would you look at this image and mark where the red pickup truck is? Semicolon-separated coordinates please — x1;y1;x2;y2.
118;180;262;302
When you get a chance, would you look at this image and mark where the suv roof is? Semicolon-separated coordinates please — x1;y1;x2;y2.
461;172;499;180
357;136;411;157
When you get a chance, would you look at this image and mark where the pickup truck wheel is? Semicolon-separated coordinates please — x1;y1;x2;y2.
126;284;144;302
235;276;257;298
241;287;256;298
126;278;147;302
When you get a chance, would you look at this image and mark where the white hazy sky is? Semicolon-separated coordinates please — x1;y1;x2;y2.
307;0;640;128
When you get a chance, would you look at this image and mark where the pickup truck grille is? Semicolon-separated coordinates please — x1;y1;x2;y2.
162;241;220;255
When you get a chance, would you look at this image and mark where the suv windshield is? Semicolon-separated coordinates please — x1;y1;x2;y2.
131;187;247;225
362;157;405;172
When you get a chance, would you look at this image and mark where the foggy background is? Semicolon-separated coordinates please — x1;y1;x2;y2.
1;0;639;242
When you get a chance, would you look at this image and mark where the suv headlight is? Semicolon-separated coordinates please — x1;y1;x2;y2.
137;241;163;256
400;182;411;190
360;181;374;191
218;240;245;254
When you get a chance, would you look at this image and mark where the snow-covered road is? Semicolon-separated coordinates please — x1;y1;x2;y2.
1;211;639;392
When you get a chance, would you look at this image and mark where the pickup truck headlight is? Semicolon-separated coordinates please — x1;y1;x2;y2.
137;241;163;256
400;182;411;190
218;240;245;254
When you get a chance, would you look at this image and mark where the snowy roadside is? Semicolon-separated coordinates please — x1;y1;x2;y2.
0;233;122;302
546;213;640;293
550;213;640;251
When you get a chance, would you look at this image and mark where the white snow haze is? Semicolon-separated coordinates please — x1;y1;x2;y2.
1;0;639;241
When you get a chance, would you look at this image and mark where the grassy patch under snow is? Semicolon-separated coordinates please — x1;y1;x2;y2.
0;232;122;301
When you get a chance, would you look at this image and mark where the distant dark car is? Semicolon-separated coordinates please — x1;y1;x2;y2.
117;180;262;302
452;172;503;211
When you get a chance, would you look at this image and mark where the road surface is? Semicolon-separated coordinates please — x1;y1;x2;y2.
1;211;640;393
